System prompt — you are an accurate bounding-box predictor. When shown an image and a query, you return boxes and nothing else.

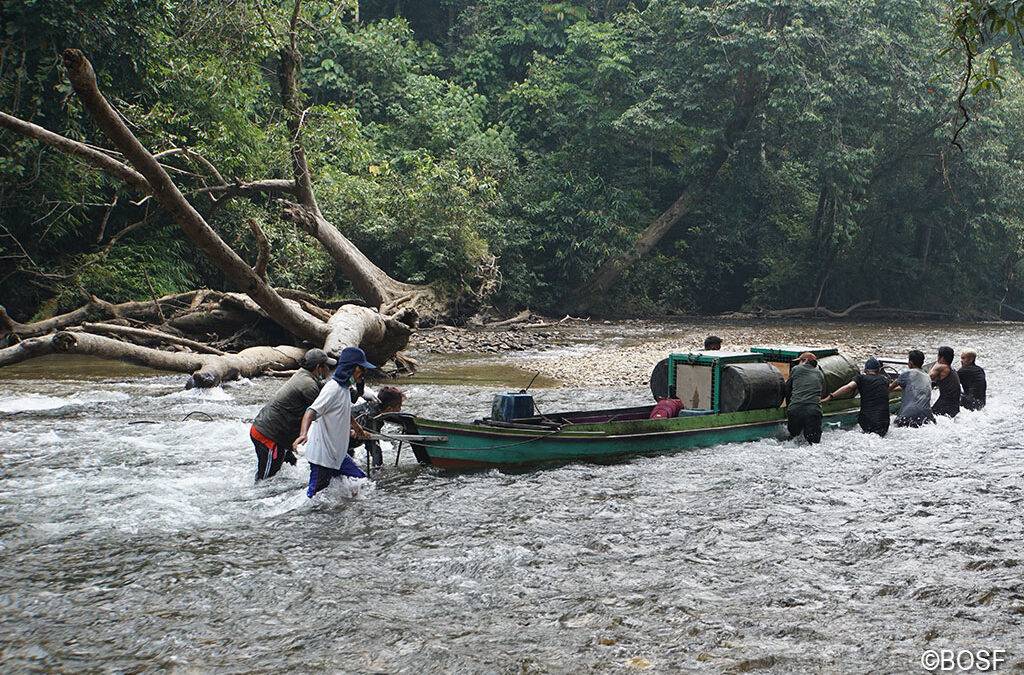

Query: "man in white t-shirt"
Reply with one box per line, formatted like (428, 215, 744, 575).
(294, 347, 375, 497)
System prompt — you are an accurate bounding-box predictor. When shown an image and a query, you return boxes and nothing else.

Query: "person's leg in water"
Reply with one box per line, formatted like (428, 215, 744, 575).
(368, 440, 383, 469)
(307, 463, 338, 497)
(307, 457, 366, 498)
(803, 411, 823, 444)
(787, 413, 805, 440)
(252, 428, 284, 482)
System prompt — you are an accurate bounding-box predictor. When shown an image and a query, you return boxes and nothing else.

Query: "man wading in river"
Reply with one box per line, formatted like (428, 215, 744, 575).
(823, 357, 891, 437)
(784, 352, 826, 444)
(294, 347, 374, 498)
(958, 349, 987, 411)
(250, 348, 335, 482)
(890, 350, 935, 427)
(930, 346, 961, 418)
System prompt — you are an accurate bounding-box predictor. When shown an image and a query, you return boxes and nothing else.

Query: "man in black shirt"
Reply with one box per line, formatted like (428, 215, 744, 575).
(823, 357, 891, 436)
(958, 349, 987, 411)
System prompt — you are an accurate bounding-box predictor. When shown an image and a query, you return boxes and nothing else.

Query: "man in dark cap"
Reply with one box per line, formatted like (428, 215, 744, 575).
(250, 348, 335, 482)
(294, 346, 375, 498)
(704, 335, 723, 351)
(822, 356, 891, 436)
(784, 352, 826, 443)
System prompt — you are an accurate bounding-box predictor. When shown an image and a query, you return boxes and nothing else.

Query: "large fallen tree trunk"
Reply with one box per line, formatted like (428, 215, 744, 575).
(0, 302, 414, 388)
(49, 330, 306, 388)
(0, 336, 56, 368)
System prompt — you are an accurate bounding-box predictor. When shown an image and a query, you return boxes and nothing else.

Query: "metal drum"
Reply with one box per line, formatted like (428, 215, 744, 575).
(719, 363, 785, 412)
(817, 354, 859, 397)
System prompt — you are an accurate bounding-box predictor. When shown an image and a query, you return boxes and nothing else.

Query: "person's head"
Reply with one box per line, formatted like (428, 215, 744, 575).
(937, 346, 954, 365)
(908, 349, 925, 369)
(704, 335, 722, 351)
(333, 347, 376, 385)
(864, 356, 881, 373)
(961, 349, 977, 367)
(798, 352, 818, 366)
(301, 348, 336, 379)
(377, 386, 405, 413)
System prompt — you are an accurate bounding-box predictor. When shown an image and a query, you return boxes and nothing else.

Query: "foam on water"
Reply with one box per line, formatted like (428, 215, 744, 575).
(0, 390, 130, 413)
(0, 322, 1022, 672)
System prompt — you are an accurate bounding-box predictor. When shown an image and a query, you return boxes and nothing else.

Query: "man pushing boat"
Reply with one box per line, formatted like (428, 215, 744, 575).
(250, 348, 335, 482)
(294, 347, 375, 498)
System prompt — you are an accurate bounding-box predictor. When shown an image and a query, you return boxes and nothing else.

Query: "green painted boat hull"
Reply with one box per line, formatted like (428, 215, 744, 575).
(411, 399, 900, 471)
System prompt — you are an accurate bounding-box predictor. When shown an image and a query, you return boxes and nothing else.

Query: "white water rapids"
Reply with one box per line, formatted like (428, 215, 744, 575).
(0, 321, 1021, 671)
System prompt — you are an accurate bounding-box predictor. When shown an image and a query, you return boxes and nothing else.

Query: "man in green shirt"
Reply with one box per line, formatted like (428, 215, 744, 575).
(783, 352, 826, 444)
(250, 348, 335, 481)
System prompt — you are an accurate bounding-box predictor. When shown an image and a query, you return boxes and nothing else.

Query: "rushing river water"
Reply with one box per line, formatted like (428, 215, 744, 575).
(0, 321, 1022, 673)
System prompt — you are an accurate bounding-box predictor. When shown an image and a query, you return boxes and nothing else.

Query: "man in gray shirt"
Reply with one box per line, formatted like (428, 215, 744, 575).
(250, 349, 335, 481)
(890, 349, 935, 427)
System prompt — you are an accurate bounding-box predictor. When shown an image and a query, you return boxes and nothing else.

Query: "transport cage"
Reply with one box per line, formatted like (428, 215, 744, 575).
(666, 351, 766, 413)
(750, 345, 839, 379)
(491, 393, 535, 421)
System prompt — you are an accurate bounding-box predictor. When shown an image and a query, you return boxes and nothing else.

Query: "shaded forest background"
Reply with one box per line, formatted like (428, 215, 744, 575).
(2, 0, 1023, 321)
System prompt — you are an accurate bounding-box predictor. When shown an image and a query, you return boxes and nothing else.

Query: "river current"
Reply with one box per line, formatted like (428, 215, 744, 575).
(0, 322, 1021, 672)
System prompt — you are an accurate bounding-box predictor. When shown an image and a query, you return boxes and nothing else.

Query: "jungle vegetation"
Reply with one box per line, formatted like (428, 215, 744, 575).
(2, 0, 1023, 321)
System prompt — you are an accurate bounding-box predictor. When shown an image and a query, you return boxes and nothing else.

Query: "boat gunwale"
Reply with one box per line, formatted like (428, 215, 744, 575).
(412, 401, 882, 445)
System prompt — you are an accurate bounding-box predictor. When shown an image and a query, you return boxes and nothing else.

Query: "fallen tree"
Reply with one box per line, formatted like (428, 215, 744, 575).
(0, 45, 422, 386)
(719, 300, 880, 319)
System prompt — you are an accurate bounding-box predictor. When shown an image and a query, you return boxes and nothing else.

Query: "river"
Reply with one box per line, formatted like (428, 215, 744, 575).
(0, 321, 1021, 672)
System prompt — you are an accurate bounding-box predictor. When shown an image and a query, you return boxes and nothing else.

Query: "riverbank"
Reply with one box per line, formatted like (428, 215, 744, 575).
(411, 319, 1007, 388)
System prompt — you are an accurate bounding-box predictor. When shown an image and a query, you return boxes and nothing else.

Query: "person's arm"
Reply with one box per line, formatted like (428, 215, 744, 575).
(783, 377, 792, 406)
(351, 417, 368, 439)
(823, 380, 857, 402)
(293, 409, 318, 449)
(929, 363, 947, 383)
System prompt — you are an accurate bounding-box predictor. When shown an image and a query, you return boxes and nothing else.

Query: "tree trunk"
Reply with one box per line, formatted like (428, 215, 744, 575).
(1, 292, 201, 341)
(1, 300, 414, 388)
(575, 82, 768, 309)
(276, 8, 440, 313)
(0, 336, 56, 368)
(79, 322, 227, 355)
(47, 330, 305, 388)
(62, 49, 327, 344)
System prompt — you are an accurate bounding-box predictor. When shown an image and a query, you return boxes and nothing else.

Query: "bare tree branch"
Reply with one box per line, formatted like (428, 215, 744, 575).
(0, 111, 150, 192)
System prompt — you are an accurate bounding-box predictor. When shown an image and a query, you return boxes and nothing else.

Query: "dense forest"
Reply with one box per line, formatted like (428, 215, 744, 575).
(2, 0, 1023, 323)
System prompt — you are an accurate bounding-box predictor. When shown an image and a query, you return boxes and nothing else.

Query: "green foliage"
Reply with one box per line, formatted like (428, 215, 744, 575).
(2, 0, 1023, 323)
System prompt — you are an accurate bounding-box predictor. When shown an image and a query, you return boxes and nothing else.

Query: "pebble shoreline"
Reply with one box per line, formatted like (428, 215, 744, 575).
(411, 320, 932, 388)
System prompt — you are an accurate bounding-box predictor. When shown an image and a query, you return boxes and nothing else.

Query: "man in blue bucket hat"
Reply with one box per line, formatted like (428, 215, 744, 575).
(294, 346, 376, 497)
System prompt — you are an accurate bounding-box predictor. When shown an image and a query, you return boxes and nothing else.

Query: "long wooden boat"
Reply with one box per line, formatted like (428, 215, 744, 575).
(395, 397, 900, 471)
